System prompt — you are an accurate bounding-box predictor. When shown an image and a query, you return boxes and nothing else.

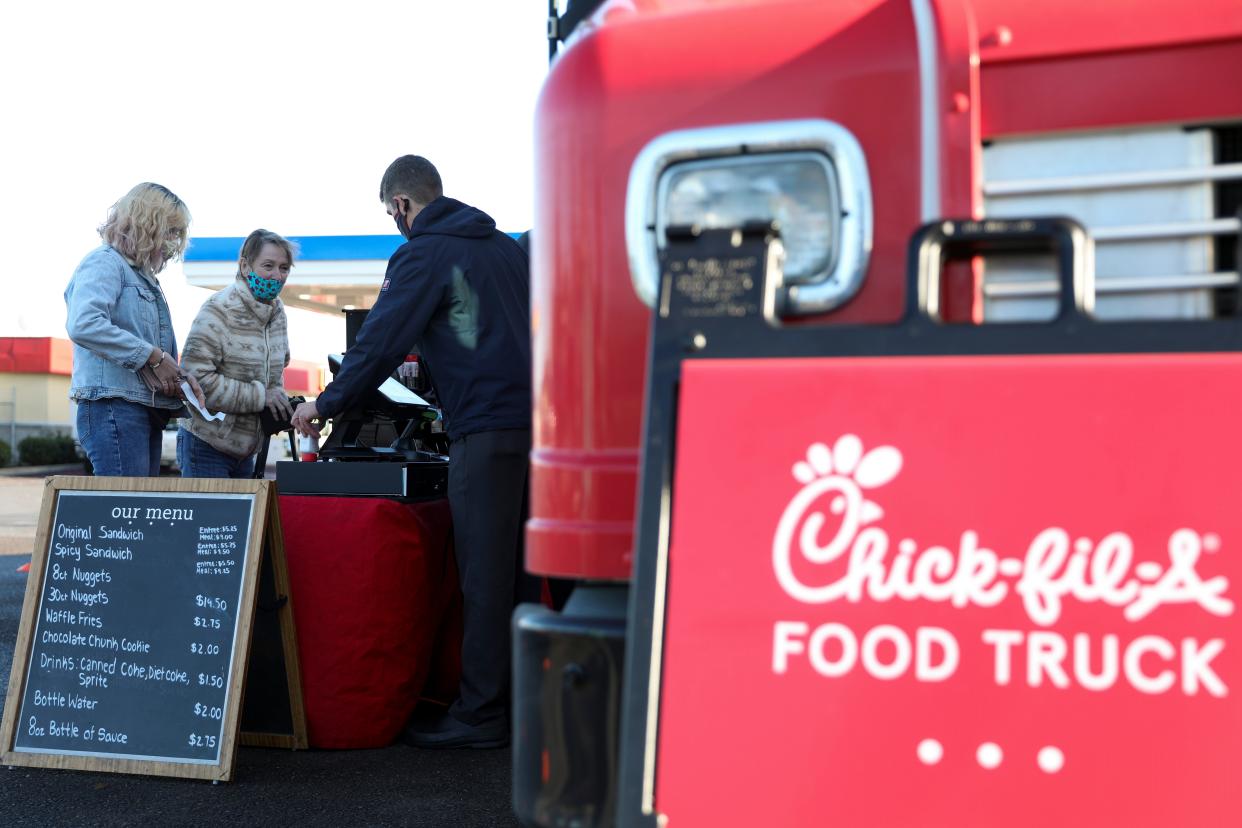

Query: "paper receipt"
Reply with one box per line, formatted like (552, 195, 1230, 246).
(181, 381, 225, 422)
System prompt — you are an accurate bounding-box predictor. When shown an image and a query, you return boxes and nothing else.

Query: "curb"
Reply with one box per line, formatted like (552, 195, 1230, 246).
(0, 463, 88, 478)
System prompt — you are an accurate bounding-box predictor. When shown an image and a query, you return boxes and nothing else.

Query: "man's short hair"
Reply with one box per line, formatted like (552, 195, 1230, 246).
(379, 155, 444, 206)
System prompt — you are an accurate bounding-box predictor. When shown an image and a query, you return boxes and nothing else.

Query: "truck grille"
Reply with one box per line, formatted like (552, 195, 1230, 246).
(1215, 125, 1242, 315)
(981, 124, 1242, 321)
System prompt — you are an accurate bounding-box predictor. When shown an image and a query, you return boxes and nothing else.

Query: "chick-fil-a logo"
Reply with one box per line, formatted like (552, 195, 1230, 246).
(773, 434, 1233, 625)
(770, 435, 1234, 697)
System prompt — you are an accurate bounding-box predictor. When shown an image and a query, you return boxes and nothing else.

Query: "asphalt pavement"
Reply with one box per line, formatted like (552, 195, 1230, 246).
(0, 473, 520, 828)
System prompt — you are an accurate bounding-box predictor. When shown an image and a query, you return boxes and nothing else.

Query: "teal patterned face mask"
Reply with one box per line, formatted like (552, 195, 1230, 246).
(246, 271, 284, 302)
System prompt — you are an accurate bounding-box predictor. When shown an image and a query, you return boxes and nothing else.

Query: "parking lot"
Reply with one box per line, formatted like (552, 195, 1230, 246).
(0, 473, 518, 827)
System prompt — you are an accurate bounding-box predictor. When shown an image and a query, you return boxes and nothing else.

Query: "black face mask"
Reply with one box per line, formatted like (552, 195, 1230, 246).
(392, 200, 412, 240)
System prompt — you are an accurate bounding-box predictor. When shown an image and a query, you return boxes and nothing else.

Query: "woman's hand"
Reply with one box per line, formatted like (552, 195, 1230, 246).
(265, 388, 294, 421)
(180, 372, 207, 409)
(148, 349, 181, 397)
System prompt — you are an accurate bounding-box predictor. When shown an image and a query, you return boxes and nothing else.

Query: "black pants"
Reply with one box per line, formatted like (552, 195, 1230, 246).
(446, 428, 537, 725)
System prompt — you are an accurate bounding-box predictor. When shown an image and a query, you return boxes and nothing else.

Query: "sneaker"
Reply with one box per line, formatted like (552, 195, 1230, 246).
(402, 711, 509, 749)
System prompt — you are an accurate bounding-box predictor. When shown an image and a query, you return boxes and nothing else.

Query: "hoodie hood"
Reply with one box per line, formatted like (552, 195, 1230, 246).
(409, 196, 497, 240)
(315, 193, 531, 440)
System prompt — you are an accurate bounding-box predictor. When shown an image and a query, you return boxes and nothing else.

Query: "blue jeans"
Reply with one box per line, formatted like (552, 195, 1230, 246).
(76, 398, 163, 477)
(177, 429, 255, 479)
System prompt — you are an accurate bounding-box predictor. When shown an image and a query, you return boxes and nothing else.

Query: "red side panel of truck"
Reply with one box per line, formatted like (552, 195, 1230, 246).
(529, 0, 925, 579)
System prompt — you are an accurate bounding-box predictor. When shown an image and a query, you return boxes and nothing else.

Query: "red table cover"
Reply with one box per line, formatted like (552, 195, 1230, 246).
(278, 495, 461, 749)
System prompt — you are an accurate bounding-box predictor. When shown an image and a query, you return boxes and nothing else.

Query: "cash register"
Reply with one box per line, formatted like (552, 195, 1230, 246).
(275, 314, 450, 499)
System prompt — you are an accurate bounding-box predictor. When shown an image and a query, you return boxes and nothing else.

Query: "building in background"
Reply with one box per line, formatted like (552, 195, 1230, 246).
(0, 337, 73, 454)
(0, 336, 324, 461)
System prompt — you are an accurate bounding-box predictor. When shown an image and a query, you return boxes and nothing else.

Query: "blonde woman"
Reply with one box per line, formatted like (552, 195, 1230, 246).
(178, 229, 294, 478)
(65, 182, 204, 477)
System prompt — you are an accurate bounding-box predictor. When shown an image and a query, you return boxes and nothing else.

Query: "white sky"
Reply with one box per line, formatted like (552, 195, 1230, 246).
(0, 1, 547, 363)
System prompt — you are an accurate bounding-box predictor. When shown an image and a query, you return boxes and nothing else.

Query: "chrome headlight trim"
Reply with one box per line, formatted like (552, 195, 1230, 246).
(625, 119, 873, 316)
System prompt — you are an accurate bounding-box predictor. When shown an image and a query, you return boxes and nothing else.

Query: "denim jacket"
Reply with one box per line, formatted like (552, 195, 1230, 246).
(65, 244, 183, 410)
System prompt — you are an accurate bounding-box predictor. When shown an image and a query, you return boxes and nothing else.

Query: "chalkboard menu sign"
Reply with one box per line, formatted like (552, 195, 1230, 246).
(1, 477, 305, 782)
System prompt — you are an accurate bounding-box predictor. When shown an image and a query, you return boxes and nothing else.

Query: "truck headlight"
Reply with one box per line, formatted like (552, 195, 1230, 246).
(659, 154, 838, 286)
(627, 119, 873, 316)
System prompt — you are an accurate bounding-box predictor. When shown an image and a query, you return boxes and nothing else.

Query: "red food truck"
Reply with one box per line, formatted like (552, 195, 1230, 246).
(512, 1, 1242, 825)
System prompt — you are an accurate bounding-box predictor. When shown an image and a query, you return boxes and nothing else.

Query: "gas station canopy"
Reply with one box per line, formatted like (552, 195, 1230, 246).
(183, 235, 403, 315)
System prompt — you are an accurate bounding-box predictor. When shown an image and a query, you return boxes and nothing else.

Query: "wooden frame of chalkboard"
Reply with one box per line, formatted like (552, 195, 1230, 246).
(237, 488, 308, 752)
(0, 476, 306, 782)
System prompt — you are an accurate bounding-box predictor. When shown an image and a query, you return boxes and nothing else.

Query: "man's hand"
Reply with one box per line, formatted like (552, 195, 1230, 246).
(265, 388, 294, 422)
(291, 400, 322, 439)
(179, 372, 207, 409)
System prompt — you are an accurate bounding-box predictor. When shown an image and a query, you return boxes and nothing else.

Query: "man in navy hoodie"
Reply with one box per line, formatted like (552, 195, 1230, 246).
(292, 155, 532, 748)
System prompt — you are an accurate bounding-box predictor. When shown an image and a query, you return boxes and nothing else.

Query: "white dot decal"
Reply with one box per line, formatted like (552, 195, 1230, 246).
(1037, 746, 1064, 774)
(976, 742, 1003, 769)
(917, 739, 943, 765)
